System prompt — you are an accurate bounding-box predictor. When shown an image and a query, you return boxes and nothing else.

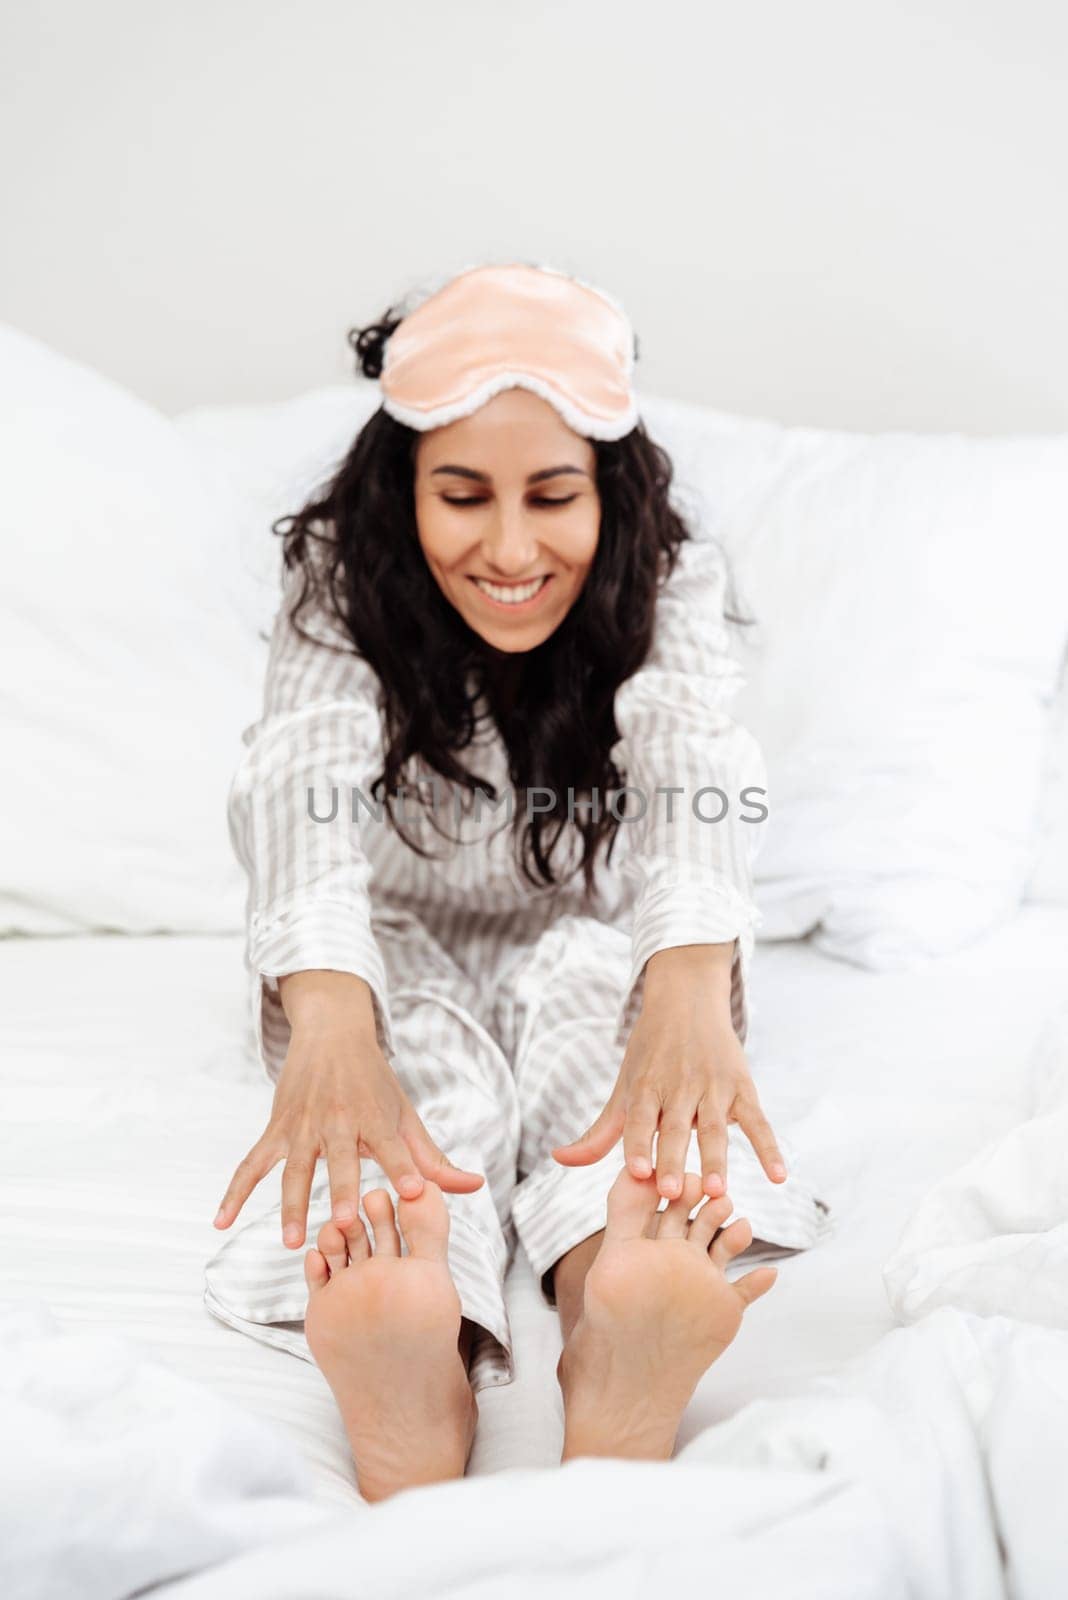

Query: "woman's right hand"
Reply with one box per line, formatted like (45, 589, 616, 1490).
(213, 970, 484, 1249)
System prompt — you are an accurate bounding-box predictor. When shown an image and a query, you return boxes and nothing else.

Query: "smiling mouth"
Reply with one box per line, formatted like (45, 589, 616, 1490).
(469, 575, 552, 608)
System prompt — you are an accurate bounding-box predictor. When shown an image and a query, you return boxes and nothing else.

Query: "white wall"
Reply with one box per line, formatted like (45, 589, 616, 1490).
(2, 0, 1066, 432)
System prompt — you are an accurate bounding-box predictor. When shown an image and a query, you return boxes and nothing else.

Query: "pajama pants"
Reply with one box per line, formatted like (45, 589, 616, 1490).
(204, 905, 831, 1395)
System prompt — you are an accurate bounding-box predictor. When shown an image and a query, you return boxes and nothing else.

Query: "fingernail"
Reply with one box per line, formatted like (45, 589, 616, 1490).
(705, 1173, 723, 1193)
(771, 1163, 787, 1181)
(333, 1203, 355, 1223)
(661, 1176, 682, 1198)
(283, 1223, 302, 1246)
(630, 1158, 652, 1178)
(398, 1175, 422, 1198)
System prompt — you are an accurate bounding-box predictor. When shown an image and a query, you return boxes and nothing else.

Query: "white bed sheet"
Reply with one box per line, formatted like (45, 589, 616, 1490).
(3, 909, 1067, 1509)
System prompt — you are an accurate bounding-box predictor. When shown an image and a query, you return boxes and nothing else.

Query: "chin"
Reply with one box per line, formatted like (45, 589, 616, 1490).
(472, 620, 554, 654)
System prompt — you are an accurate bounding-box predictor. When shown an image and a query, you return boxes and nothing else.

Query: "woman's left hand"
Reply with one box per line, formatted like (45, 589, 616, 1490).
(552, 942, 788, 1200)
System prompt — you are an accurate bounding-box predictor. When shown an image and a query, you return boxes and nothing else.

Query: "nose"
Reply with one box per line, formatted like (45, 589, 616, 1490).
(480, 504, 539, 577)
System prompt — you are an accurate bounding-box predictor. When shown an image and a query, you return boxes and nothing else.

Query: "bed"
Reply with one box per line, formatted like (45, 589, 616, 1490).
(3, 323, 1068, 1597)
(4, 904, 1066, 1488)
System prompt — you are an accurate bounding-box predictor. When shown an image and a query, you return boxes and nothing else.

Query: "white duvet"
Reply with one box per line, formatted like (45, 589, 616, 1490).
(6, 989, 1067, 1600)
(0, 1305, 324, 1600)
(161, 1311, 1067, 1600)
(3, 921, 1067, 1599)
(157, 998, 1068, 1600)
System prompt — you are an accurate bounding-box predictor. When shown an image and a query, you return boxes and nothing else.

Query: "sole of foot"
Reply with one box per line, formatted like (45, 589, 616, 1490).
(304, 1181, 478, 1502)
(558, 1168, 778, 1462)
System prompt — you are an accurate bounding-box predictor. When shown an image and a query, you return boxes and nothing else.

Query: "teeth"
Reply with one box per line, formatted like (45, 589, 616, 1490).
(474, 576, 546, 605)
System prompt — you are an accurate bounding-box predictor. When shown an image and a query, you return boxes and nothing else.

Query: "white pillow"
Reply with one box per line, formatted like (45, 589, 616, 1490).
(640, 396, 1068, 965)
(0, 326, 262, 933)
(175, 385, 1068, 969)
(176, 385, 381, 640)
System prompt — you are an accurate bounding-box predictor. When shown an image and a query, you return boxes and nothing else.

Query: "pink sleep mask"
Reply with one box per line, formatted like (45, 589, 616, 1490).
(378, 261, 639, 441)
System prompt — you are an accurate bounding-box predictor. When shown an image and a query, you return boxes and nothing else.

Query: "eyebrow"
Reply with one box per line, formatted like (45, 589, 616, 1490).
(429, 464, 590, 485)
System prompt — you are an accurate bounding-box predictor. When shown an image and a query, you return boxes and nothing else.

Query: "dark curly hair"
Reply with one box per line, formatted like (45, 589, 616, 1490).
(272, 295, 749, 908)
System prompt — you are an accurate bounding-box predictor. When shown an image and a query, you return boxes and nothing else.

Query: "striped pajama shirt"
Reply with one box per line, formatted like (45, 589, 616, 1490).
(204, 534, 832, 1392)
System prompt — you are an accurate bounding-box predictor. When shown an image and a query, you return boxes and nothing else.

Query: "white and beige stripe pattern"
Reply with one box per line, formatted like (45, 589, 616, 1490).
(206, 534, 832, 1392)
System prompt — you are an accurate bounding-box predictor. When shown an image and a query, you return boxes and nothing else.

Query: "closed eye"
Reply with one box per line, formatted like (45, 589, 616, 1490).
(442, 495, 579, 508)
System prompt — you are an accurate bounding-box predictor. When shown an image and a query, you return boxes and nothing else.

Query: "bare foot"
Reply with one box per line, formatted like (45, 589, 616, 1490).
(559, 1169, 777, 1462)
(303, 1182, 477, 1502)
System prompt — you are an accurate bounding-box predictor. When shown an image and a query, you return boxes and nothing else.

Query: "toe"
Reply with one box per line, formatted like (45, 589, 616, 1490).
(317, 1220, 350, 1277)
(734, 1265, 778, 1307)
(655, 1172, 704, 1238)
(604, 1166, 661, 1243)
(397, 1180, 450, 1262)
(304, 1247, 329, 1294)
(363, 1188, 402, 1257)
(711, 1216, 754, 1267)
(689, 1192, 734, 1250)
(341, 1212, 371, 1263)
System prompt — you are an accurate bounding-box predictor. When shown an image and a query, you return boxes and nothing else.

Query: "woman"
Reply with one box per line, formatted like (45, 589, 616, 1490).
(206, 260, 828, 1502)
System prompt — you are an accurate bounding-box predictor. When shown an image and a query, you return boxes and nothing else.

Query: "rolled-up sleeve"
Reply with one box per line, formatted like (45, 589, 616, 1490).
(611, 537, 768, 1045)
(228, 556, 395, 1081)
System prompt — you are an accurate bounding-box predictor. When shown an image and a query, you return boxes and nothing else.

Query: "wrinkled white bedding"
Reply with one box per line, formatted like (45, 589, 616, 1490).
(163, 1310, 1068, 1600)
(0, 1304, 325, 1600)
(2, 913, 1068, 1596)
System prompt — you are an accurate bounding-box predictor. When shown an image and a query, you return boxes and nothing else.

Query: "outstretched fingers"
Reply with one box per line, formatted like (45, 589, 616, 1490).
(401, 1112, 485, 1194)
(696, 1104, 728, 1198)
(734, 1092, 788, 1184)
(281, 1145, 319, 1248)
(619, 1092, 659, 1180)
(372, 1130, 426, 1202)
(214, 1140, 283, 1230)
(325, 1136, 361, 1225)
(653, 1102, 695, 1200)
(553, 1093, 628, 1169)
